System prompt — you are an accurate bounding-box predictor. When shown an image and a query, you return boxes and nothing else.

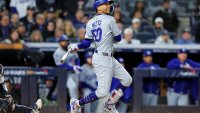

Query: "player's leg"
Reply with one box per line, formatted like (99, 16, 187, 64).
(82, 88, 92, 113)
(149, 93, 158, 106)
(177, 94, 189, 106)
(143, 93, 151, 106)
(70, 54, 113, 112)
(103, 58, 132, 112)
(167, 90, 178, 106)
(67, 74, 79, 99)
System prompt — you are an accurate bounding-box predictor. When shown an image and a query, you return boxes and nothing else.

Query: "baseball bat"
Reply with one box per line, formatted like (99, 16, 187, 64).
(60, 48, 72, 64)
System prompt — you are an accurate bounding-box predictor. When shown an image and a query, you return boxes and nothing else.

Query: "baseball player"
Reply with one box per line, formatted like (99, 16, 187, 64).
(80, 51, 98, 113)
(0, 64, 42, 113)
(137, 50, 160, 106)
(167, 48, 200, 106)
(53, 35, 82, 99)
(110, 58, 133, 113)
(68, 0, 133, 113)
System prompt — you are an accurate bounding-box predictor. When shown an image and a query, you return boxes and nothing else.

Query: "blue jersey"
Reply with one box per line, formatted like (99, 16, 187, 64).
(137, 62, 160, 94)
(167, 58, 200, 94)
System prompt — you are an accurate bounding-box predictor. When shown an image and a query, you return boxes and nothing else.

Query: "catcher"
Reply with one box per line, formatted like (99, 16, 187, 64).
(0, 64, 42, 113)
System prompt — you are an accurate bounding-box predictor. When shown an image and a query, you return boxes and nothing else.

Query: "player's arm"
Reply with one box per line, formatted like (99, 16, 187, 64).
(167, 59, 181, 69)
(111, 17, 122, 42)
(77, 39, 92, 49)
(70, 24, 93, 51)
(189, 60, 200, 68)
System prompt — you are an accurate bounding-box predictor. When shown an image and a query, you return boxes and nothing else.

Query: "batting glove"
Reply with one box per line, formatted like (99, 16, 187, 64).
(73, 65, 83, 74)
(68, 44, 79, 53)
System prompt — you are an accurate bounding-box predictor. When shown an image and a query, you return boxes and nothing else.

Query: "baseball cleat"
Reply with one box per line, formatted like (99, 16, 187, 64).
(103, 99, 119, 113)
(70, 98, 81, 113)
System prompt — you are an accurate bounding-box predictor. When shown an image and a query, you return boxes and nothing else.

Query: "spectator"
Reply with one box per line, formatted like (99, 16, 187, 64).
(0, 14, 11, 41)
(64, 20, 76, 38)
(17, 22, 26, 39)
(55, 18, 64, 30)
(2, 29, 24, 44)
(46, 28, 64, 42)
(10, 0, 36, 18)
(193, 0, 200, 14)
(117, 23, 124, 31)
(60, 0, 78, 18)
(130, 18, 143, 35)
(153, 0, 179, 32)
(72, 9, 85, 29)
(28, 30, 43, 42)
(130, 0, 148, 19)
(154, 30, 174, 45)
(0, 5, 9, 16)
(167, 48, 200, 106)
(137, 50, 160, 106)
(20, 6, 35, 36)
(81, 14, 90, 24)
(43, 21, 55, 40)
(10, 13, 19, 28)
(176, 28, 195, 44)
(31, 13, 46, 33)
(36, 0, 59, 12)
(46, 7, 56, 22)
(151, 17, 165, 37)
(77, 27, 86, 42)
(114, 11, 122, 24)
(119, 28, 141, 45)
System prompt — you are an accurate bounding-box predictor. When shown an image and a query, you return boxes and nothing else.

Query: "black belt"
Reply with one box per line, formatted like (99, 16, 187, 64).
(95, 50, 114, 57)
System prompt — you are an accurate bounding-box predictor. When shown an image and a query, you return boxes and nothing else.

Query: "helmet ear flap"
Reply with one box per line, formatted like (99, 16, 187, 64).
(109, 4, 115, 15)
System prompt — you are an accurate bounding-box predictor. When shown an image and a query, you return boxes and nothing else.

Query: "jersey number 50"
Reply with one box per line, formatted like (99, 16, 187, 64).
(91, 28, 102, 42)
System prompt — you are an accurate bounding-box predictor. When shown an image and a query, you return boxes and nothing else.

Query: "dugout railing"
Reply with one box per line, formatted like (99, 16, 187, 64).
(3, 66, 200, 113)
(133, 68, 200, 113)
(4, 66, 67, 113)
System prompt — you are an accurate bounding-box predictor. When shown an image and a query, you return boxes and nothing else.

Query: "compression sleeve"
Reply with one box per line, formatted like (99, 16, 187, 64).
(77, 39, 92, 49)
(114, 34, 121, 42)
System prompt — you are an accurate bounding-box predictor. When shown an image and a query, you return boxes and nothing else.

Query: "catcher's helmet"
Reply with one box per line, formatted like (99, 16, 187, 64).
(93, 0, 113, 10)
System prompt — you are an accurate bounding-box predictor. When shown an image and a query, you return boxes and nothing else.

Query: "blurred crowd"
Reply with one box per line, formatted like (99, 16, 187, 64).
(0, 0, 200, 44)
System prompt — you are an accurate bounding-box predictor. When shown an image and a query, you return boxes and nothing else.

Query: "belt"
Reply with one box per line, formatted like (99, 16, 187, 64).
(95, 50, 114, 57)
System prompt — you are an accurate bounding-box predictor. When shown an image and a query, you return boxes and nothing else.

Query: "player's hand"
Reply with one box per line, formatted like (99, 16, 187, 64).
(73, 65, 82, 74)
(68, 44, 79, 53)
(180, 64, 192, 70)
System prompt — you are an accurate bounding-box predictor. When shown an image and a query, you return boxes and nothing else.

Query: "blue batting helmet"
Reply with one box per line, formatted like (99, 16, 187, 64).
(85, 51, 93, 59)
(93, 0, 114, 10)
